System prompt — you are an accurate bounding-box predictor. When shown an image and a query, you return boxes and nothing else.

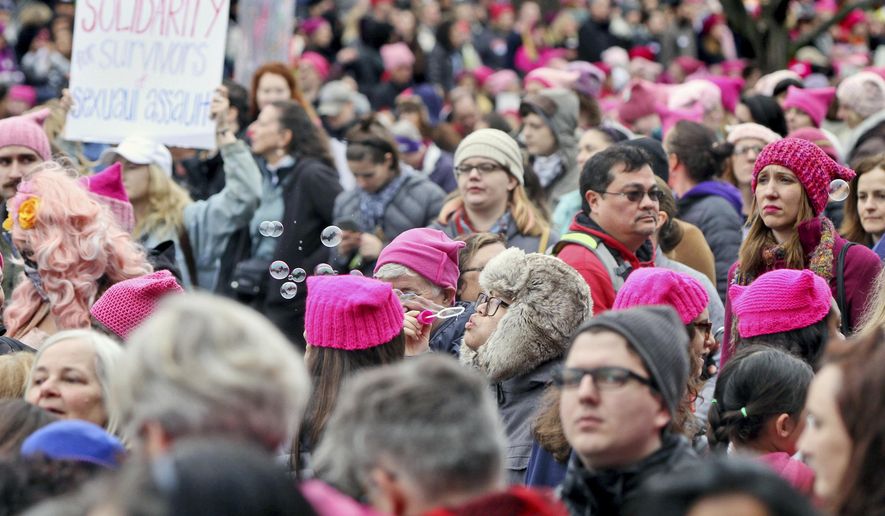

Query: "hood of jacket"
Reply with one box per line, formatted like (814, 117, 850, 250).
(843, 107, 885, 159)
(459, 248, 592, 382)
(681, 180, 743, 215)
(525, 88, 580, 191)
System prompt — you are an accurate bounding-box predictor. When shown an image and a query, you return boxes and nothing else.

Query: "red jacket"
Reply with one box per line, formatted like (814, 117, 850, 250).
(556, 216, 655, 313)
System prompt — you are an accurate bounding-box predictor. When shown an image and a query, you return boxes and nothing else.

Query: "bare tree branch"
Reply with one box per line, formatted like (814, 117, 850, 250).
(790, 0, 884, 52)
(720, 0, 758, 41)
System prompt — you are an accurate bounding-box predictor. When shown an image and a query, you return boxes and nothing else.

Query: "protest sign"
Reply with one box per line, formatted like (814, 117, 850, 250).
(65, 0, 230, 150)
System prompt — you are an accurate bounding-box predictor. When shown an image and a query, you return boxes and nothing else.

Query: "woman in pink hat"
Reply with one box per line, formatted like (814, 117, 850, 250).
(722, 123, 782, 220)
(722, 138, 882, 366)
(782, 85, 835, 134)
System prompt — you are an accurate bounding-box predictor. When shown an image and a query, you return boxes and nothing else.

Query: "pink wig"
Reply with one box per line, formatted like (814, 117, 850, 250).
(3, 164, 152, 337)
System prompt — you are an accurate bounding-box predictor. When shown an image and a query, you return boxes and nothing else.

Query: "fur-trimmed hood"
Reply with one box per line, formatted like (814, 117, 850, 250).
(460, 248, 593, 382)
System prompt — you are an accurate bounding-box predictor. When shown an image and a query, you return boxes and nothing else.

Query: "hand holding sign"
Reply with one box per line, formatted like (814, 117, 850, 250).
(211, 86, 235, 146)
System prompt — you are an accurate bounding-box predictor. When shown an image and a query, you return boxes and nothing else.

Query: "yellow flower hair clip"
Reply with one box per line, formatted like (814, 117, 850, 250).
(3, 197, 40, 231)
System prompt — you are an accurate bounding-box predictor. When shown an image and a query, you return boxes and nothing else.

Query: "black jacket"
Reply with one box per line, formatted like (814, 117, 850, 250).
(559, 433, 698, 516)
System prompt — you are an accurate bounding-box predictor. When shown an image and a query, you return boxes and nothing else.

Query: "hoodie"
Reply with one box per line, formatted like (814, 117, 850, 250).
(524, 89, 581, 208)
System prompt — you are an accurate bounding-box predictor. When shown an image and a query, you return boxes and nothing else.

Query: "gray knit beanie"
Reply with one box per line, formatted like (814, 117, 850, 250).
(454, 128, 525, 185)
(574, 306, 689, 417)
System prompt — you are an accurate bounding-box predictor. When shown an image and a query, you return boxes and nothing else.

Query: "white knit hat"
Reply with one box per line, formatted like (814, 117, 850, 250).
(454, 128, 525, 185)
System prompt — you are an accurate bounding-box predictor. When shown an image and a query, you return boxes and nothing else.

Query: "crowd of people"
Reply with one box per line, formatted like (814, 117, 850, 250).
(1, 0, 885, 514)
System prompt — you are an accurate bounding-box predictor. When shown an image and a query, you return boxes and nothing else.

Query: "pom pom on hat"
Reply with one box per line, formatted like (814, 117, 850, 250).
(782, 86, 836, 127)
(752, 137, 855, 215)
(0, 108, 51, 161)
(78, 163, 135, 233)
(375, 228, 465, 290)
(90, 270, 185, 339)
(730, 269, 832, 338)
(305, 275, 404, 350)
(454, 128, 524, 185)
(613, 268, 709, 324)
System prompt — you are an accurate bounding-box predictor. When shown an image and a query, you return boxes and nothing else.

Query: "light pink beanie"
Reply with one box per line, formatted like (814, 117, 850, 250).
(0, 108, 51, 161)
(836, 71, 885, 119)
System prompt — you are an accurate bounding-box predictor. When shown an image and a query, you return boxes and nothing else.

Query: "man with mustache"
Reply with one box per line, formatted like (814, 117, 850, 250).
(0, 109, 52, 299)
(554, 145, 660, 312)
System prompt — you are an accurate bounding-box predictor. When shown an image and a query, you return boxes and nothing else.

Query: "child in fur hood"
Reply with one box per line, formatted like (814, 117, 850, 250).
(461, 247, 592, 484)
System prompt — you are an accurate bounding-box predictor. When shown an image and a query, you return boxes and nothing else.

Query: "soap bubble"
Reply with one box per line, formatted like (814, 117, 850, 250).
(828, 179, 849, 202)
(258, 221, 273, 237)
(320, 226, 343, 247)
(349, 270, 364, 276)
(436, 306, 466, 319)
(269, 260, 289, 280)
(291, 268, 307, 282)
(280, 282, 298, 299)
(314, 263, 335, 276)
(269, 221, 284, 237)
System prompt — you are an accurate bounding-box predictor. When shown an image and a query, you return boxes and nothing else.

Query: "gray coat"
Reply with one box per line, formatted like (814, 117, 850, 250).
(434, 213, 560, 254)
(333, 170, 445, 243)
(678, 195, 743, 303)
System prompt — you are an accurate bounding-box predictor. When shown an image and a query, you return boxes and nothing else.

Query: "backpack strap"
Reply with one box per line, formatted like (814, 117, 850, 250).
(178, 228, 198, 288)
(537, 226, 550, 254)
(551, 232, 627, 291)
(837, 242, 855, 335)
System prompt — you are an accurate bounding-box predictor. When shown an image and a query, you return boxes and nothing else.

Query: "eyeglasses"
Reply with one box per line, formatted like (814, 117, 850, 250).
(692, 320, 713, 339)
(553, 366, 655, 390)
(734, 144, 764, 156)
(455, 163, 506, 176)
(462, 267, 484, 274)
(476, 292, 510, 317)
(595, 188, 664, 204)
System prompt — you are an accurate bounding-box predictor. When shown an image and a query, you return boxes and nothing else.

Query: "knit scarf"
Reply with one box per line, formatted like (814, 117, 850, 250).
(357, 173, 408, 233)
(451, 207, 512, 237)
(532, 153, 563, 188)
(732, 216, 837, 286)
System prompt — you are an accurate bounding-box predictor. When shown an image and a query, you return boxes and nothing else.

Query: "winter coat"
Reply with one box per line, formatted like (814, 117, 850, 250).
(665, 219, 717, 287)
(526, 441, 568, 488)
(721, 216, 882, 365)
(577, 19, 624, 63)
(428, 300, 474, 356)
(434, 211, 559, 254)
(559, 434, 699, 516)
(333, 170, 446, 244)
(423, 145, 457, 193)
(843, 108, 885, 166)
(555, 213, 655, 313)
(426, 45, 456, 91)
(528, 89, 581, 208)
(677, 181, 744, 304)
(460, 249, 593, 484)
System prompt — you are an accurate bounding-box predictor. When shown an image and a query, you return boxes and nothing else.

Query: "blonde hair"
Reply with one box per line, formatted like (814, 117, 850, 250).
(133, 165, 192, 241)
(856, 266, 885, 337)
(437, 185, 548, 237)
(0, 352, 35, 399)
(737, 191, 816, 280)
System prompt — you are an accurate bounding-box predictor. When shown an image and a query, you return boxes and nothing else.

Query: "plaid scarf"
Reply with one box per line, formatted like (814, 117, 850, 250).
(357, 173, 408, 233)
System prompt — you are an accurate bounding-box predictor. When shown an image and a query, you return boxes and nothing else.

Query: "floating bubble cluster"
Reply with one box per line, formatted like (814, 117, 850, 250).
(320, 225, 343, 247)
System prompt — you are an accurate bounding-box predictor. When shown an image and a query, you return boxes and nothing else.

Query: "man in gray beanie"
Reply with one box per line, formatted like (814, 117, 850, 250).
(557, 305, 698, 515)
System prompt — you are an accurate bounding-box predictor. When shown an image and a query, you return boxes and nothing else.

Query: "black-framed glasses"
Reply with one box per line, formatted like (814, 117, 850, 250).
(734, 144, 764, 156)
(595, 188, 664, 204)
(455, 163, 506, 176)
(476, 292, 510, 317)
(553, 366, 655, 390)
(692, 320, 713, 339)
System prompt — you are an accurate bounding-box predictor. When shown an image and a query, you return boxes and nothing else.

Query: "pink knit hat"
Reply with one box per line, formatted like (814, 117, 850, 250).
(304, 275, 404, 350)
(619, 81, 659, 125)
(787, 127, 841, 162)
(374, 228, 465, 290)
(0, 108, 51, 161)
(300, 51, 330, 81)
(752, 137, 855, 215)
(782, 86, 836, 127)
(729, 269, 832, 338)
(708, 75, 745, 113)
(484, 70, 520, 96)
(90, 270, 185, 339)
(525, 67, 580, 90)
(612, 268, 709, 324)
(380, 43, 415, 70)
(78, 163, 136, 233)
(727, 123, 782, 145)
(836, 71, 885, 119)
(657, 103, 704, 137)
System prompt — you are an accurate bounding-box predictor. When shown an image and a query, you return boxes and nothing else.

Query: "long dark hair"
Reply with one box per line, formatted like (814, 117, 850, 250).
(271, 100, 334, 168)
(293, 334, 405, 469)
(742, 95, 788, 137)
(667, 121, 732, 184)
(824, 329, 885, 516)
(344, 115, 401, 170)
(707, 345, 813, 452)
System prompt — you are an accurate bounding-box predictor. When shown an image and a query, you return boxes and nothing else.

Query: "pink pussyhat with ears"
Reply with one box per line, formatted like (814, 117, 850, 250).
(78, 163, 136, 233)
(782, 86, 836, 127)
(90, 270, 185, 339)
(0, 108, 51, 160)
(729, 269, 832, 338)
(613, 268, 709, 324)
(708, 76, 746, 113)
(657, 103, 705, 137)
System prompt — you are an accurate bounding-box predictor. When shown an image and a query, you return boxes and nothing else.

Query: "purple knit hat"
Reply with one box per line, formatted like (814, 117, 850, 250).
(0, 108, 51, 160)
(729, 269, 832, 338)
(90, 270, 185, 339)
(612, 268, 709, 324)
(752, 137, 856, 215)
(374, 228, 465, 290)
(305, 275, 404, 350)
(782, 86, 836, 127)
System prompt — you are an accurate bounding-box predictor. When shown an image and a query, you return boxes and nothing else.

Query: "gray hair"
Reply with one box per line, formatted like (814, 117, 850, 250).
(313, 355, 505, 502)
(27, 329, 123, 435)
(111, 293, 311, 452)
(374, 263, 444, 298)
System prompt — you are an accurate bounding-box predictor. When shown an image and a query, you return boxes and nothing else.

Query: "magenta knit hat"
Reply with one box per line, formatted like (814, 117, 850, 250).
(90, 270, 185, 339)
(782, 86, 836, 127)
(612, 268, 709, 324)
(374, 228, 465, 290)
(78, 163, 136, 233)
(708, 75, 745, 113)
(0, 108, 51, 161)
(305, 275, 404, 350)
(752, 137, 856, 215)
(729, 269, 832, 338)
